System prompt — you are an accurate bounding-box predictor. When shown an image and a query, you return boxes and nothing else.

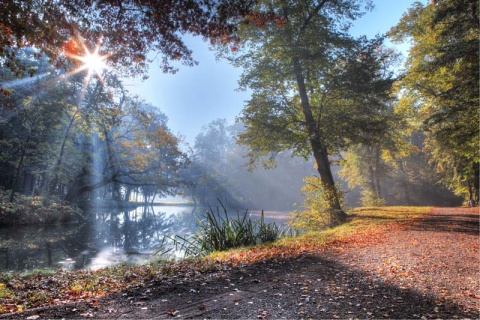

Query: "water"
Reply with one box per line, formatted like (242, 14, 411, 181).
(0, 205, 290, 273)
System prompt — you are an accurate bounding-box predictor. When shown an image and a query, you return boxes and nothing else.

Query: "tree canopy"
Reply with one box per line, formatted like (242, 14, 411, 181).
(389, 0, 479, 203)
(227, 0, 395, 222)
(0, 48, 186, 204)
(0, 0, 256, 77)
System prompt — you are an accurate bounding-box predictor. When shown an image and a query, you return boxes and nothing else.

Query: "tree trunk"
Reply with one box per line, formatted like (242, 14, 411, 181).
(144, 192, 148, 205)
(112, 182, 121, 200)
(292, 57, 346, 222)
(398, 161, 411, 205)
(150, 188, 157, 205)
(374, 145, 382, 198)
(125, 186, 132, 202)
(368, 162, 376, 196)
(50, 110, 78, 194)
(64, 172, 116, 203)
(22, 172, 36, 196)
(10, 140, 28, 202)
(472, 162, 479, 205)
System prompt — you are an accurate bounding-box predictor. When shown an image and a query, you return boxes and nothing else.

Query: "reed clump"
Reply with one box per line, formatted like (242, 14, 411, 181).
(174, 202, 295, 256)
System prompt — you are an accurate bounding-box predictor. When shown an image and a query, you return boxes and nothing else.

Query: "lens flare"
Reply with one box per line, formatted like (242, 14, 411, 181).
(63, 36, 110, 85)
(81, 47, 107, 75)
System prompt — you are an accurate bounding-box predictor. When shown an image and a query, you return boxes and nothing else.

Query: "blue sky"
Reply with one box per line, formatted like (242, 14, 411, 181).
(126, 1, 426, 146)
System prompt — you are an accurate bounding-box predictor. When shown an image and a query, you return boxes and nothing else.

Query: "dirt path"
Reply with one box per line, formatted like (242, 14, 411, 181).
(4, 207, 479, 319)
(335, 207, 479, 313)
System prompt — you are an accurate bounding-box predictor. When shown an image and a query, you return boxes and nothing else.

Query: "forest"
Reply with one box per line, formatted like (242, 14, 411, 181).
(0, 0, 478, 318)
(1, 0, 478, 225)
(0, 0, 478, 221)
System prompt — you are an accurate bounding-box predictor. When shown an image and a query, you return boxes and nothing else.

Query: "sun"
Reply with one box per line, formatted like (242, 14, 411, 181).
(81, 47, 107, 75)
(63, 37, 111, 84)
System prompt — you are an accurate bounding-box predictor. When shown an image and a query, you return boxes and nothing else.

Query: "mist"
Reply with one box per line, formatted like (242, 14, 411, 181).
(179, 119, 462, 212)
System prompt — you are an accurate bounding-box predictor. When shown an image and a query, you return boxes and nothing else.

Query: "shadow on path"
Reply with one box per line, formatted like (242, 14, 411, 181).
(2, 207, 478, 319)
(4, 254, 477, 319)
(409, 208, 479, 235)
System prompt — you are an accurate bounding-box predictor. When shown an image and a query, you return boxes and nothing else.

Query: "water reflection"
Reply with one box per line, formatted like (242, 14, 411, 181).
(0, 205, 289, 273)
(0, 205, 197, 272)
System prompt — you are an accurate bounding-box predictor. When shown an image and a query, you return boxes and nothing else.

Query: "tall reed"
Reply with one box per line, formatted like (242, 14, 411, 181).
(174, 201, 295, 257)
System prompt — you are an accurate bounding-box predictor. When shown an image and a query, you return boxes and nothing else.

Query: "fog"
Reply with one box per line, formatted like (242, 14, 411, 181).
(179, 119, 461, 212)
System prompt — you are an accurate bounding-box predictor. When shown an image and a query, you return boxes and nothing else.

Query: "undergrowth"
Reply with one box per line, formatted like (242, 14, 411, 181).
(290, 176, 346, 231)
(0, 190, 84, 226)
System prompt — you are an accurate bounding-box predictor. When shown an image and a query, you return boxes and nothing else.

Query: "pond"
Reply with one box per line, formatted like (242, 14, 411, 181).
(0, 205, 291, 273)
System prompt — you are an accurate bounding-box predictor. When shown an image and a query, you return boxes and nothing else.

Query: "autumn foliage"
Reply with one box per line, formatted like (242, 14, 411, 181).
(0, 0, 259, 76)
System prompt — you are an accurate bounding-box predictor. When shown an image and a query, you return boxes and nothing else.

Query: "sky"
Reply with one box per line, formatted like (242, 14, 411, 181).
(125, 0, 427, 146)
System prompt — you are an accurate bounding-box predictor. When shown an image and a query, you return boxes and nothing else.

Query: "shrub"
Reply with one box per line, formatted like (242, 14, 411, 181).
(0, 190, 84, 226)
(360, 190, 387, 207)
(290, 176, 346, 231)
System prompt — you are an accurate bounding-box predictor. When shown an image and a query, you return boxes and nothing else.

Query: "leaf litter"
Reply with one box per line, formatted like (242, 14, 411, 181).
(0, 207, 478, 319)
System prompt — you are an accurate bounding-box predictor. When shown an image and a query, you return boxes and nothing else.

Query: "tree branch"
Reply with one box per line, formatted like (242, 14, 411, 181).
(300, 0, 329, 33)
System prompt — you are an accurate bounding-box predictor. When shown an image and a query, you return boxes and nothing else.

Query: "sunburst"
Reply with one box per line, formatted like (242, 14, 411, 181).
(63, 36, 111, 86)
(80, 46, 108, 76)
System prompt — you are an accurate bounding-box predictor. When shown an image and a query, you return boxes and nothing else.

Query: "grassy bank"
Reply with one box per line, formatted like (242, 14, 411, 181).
(0, 206, 431, 314)
(208, 206, 431, 264)
(0, 193, 152, 226)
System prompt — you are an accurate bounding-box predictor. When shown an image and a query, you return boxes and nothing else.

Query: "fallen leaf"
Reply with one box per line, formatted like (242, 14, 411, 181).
(80, 313, 94, 318)
(166, 309, 179, 316)
(257, 309, 269, 319)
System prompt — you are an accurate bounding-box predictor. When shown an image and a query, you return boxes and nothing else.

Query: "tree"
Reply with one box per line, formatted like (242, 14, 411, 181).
(0, 0, 257, 78)
(0, 49, 71, 200)
(63, 89, 186, 203)
(340, 144, 388, 206)
(389, 0, 479, 204)
(340, 130, 462, 207)
(227, 0, 394, 222)
(182, 119, 235, 205)
(0, 48, 186, 204)
(179, 119, 320, 210)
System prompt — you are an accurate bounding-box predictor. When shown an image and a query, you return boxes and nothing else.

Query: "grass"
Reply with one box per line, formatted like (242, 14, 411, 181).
(208, 206, 431, 264)
(173, 202, 297, 257)
(0, 206, 431, 314)
(287, 206, 429, 244)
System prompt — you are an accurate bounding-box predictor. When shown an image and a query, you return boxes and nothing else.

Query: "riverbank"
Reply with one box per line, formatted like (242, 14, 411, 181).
(0, 194, 83, 227)
(0, 194, 178, 227)
(2, 206, 478, 318)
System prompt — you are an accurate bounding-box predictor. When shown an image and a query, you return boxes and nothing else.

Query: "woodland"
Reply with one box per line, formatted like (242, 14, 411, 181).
(0, 0, 478, 317)
(0, 0, 478, 224)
